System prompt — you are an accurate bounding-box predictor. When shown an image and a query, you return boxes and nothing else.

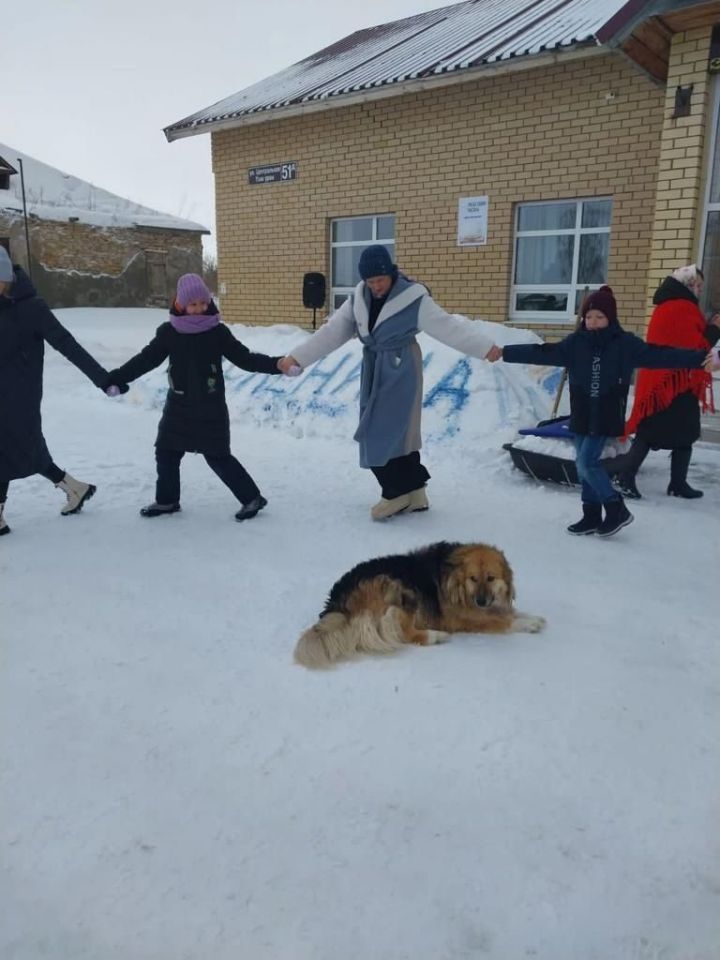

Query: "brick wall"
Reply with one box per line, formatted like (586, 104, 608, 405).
(212, 52, 665, 336)
(646, 26, 713, 308)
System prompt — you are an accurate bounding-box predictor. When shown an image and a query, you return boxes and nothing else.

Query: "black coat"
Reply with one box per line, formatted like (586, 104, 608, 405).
(109, 316, 282, 456)
(0, 267, 109, 482)
(634, 278, 720, 448)
(503, 323, 707, 437)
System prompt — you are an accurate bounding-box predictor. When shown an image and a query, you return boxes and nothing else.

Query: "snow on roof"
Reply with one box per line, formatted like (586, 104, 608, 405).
(165, 0, 637, 140)
(0, 143, 208, 233)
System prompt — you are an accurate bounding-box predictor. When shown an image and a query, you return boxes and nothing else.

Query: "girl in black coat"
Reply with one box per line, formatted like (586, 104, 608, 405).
(500, 286, 711, 538)
(0, 252, 112, 536)
(106, 274, 285, 521)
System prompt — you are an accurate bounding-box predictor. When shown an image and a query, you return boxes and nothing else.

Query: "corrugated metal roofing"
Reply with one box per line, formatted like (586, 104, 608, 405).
(165, 0, 637, 139)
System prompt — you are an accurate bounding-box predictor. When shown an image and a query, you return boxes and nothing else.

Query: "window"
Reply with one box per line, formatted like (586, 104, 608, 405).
(510, 198, 612, 323)
(0, 173, 9, 190)
(330, 215, 395, 309)
(700, 77, 720, 313)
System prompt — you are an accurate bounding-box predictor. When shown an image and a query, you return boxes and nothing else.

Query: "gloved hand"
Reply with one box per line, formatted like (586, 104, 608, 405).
(104, 382, 129, 396)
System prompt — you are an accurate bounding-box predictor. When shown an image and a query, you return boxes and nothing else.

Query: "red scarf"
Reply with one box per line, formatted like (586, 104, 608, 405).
(625, 298, 714, 436)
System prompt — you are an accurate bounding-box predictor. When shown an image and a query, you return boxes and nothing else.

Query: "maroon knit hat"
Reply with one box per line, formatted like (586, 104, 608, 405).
(176, 273, 211, 309)
(581, 285, 617, 324)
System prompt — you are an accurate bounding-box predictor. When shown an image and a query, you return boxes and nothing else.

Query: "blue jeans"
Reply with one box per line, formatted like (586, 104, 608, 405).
(574, 435, 619, 505)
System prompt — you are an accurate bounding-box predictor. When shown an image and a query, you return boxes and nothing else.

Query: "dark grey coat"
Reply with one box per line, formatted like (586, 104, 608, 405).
(0, 267, 109, 482)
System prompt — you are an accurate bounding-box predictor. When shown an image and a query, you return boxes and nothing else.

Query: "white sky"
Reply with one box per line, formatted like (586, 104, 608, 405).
(2, 0, 456, 256)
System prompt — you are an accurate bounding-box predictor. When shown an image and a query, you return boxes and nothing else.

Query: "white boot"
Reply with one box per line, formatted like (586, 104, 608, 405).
(407, 487, 429, 512)
(0, 502, 10, 536)
(56, 473, 96, 515)
(371, 493, 410, 521)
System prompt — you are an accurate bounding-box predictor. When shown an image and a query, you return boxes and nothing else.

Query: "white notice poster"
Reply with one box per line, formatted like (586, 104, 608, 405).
(457, 196, 489, 246)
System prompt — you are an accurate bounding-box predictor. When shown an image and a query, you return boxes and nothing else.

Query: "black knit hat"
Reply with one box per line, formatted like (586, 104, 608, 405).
(581, 285, 617, 324)
(358, 245, 397, 281)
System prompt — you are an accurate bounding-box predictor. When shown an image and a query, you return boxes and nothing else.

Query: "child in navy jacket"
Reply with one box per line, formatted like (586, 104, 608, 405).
(501, 286, 712, 537)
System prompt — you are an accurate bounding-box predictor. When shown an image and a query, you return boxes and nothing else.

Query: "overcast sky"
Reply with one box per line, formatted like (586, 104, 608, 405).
(3, 0, 454, 255)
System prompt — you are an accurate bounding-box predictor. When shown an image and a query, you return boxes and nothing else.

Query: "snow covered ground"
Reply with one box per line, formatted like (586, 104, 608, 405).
(1, 309, 719, 960)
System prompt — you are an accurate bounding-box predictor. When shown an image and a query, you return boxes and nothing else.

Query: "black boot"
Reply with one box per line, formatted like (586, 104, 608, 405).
(667, 447, 703, 499)
(613, 473, 642, 499)
(597, 497, 634, 538)
(235, 495, 267, 522)
(140, 502, 181, 517)
(567, 502, 602, 535)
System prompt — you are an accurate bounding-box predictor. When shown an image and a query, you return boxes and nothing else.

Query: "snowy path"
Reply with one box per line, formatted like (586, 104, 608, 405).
(1, 311, 718, 960)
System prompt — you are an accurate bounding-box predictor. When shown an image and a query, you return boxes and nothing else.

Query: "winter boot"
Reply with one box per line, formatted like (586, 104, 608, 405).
(0, 502, 10, 537)
(667, 448, 703, 499)
(597, 498, 634, 538)
(140, 502, 181, 518)
(235, 495, 267, 522)
(56, 474, 96, 515)
(407, 487, 429, 512)
(613, 473, 642, 500)
(566, 502, 602, 536)
(371, 493, 411, 521)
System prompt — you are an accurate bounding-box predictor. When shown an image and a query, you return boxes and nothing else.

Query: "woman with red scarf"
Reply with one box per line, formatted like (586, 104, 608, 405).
(616, 265, 718, 499)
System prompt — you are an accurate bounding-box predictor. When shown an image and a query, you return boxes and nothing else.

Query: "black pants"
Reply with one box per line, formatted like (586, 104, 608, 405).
(370, 452, 430, 499)
(622, 438, 693, 485)
(0, 460, 65, 503)
(155, 448, 261, 506)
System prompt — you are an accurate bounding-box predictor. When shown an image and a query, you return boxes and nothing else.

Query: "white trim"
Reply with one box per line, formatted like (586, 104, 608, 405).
(699, 74, 720, 269)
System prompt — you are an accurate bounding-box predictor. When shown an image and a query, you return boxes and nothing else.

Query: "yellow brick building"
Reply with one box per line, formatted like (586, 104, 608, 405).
(166, 0, 720, 339)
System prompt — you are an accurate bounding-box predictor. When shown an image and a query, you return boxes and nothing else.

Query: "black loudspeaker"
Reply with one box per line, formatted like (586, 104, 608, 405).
(302, 272, 326, 309)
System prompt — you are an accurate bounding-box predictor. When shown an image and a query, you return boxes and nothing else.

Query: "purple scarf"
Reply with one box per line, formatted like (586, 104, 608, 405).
(170, 312, 221, 334)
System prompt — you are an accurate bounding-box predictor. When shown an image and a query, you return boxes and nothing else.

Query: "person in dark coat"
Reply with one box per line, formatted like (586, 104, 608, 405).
(105, 273, 286, 521)
(0, 248, 115, 537)
(615, 265, 719, 500)
(499, 286, 712, 538)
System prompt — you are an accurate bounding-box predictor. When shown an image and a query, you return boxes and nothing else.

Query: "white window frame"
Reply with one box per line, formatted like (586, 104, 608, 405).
(509, 197, 612, 324)
(698, 74, 720, 310)
(329, 214, 395, 309)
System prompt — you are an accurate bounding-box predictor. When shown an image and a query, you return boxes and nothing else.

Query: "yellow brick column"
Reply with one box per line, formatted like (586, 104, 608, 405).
(646, 26, 713, 313)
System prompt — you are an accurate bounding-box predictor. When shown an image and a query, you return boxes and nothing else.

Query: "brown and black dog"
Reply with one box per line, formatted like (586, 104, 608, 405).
(294, 541, 545, 668)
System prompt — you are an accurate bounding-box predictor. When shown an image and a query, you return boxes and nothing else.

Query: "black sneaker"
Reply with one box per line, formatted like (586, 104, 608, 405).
(235, 496, 267, 522)
(567, 504, 602, 535)
(140, 502, 181, 517)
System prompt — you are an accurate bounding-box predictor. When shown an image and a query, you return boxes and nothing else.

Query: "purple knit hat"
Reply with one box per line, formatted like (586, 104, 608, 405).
(176, 273, 211, 309)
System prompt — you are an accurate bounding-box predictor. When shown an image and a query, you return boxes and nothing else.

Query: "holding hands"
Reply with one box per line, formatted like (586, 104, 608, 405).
(485, 344, 503, 363)
(278, 356, 302, 376)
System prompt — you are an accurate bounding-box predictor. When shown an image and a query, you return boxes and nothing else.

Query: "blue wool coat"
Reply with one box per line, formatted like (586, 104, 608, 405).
(0, 267, 108, 481)
(291, 277, 494, 467)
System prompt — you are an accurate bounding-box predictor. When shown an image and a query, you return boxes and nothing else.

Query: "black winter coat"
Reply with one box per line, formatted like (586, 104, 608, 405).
(503, 323, 707, 437)
(109, 316, 282, 456)
(0, 267, 109, 481)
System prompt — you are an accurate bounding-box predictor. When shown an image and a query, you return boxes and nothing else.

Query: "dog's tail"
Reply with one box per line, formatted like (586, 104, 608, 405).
(294, 609, 405, 668)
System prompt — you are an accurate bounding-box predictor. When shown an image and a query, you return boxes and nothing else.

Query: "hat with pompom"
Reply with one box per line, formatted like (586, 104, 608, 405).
(581, 285, 617, 325)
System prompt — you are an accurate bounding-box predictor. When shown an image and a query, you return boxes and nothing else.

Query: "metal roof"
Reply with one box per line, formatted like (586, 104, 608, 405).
(165, 0, 643, 140)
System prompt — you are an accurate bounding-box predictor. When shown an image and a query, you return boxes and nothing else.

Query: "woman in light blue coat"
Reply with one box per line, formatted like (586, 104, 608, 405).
(280, 246, 499, 519)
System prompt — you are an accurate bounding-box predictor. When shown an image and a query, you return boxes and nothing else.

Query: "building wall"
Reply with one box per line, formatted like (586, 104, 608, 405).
(0, 212, 203, 307)
(212, 53, 665, 336)
(646, 25, 713, 307)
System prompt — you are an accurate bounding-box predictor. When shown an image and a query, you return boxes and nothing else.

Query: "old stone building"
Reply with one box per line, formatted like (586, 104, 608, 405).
(164, 0, 720, 343)
(0, 143, 208, 308)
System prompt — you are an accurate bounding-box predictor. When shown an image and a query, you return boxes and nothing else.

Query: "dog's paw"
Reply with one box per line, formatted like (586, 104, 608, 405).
(513, 614, 546, 633)
(426, 629, 451, 645)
